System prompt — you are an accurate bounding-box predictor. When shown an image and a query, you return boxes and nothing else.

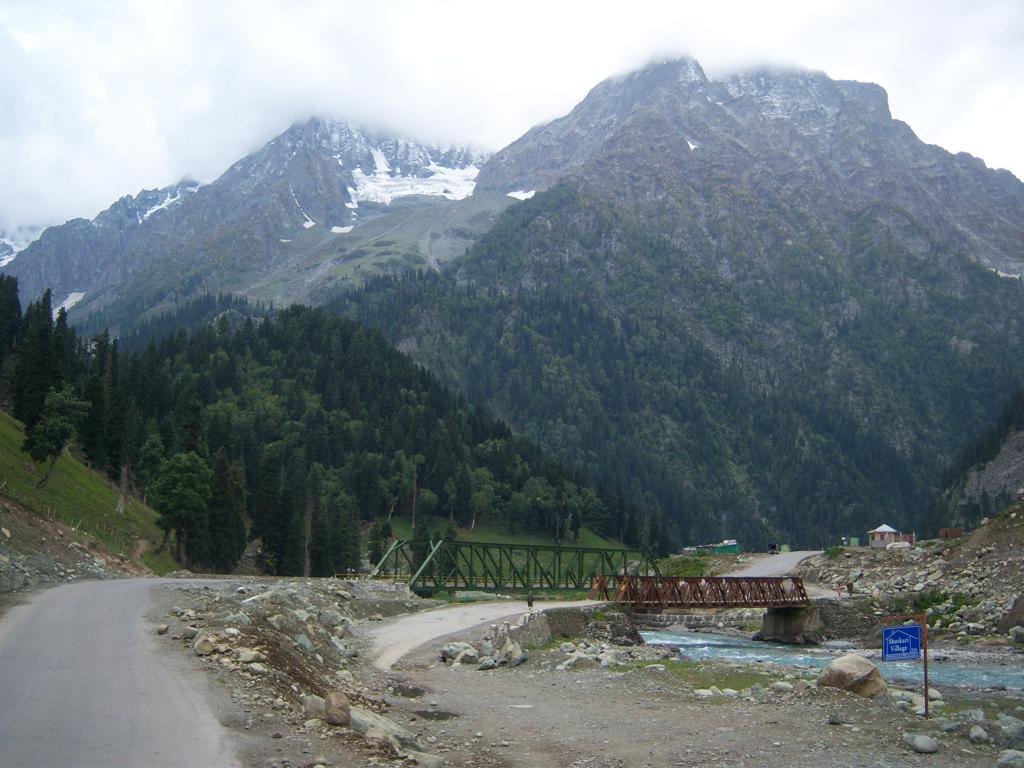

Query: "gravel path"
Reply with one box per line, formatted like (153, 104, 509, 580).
(365, 599, 600, 670)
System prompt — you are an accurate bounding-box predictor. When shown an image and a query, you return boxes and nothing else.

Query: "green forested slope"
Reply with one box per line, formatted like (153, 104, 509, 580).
(3, 284, 644, 574)
(333, 182, 1024, 548)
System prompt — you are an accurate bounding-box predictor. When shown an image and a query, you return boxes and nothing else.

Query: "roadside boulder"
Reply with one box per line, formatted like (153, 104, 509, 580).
(324, 691, 350, 726)
(477, 657, 498, 671)
(498, 638, 527, 667)
(350, 706, 422, 751)
(193, 634, 215, 656)
(302, 694, 327, 720)
(440, 641, 473, 662)
(998, 750, 1024, 768)
(181, 625, 199, 640)
(902, 733, 939, 754)
(816, 653, 886, 698)
(318, 609, 345, 628)
(453, 647, 480, 665)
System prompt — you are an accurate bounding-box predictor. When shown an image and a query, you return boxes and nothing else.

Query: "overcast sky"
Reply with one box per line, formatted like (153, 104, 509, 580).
(1, 0, 1021, 233)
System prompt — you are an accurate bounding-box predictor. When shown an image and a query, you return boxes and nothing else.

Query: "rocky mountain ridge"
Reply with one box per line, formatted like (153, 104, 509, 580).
(477, 58, 1024, 278)
(4, 118, 492, 325)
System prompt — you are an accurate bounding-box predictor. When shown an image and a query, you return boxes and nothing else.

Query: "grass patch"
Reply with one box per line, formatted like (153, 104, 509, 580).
(616, 658, 778, 691)
(659, 553, 712, 577)
(387, 516, 634, 551)
(141, 547, 178, 575)
(824, 546, 845, 559)
(0, 411, 164, 561)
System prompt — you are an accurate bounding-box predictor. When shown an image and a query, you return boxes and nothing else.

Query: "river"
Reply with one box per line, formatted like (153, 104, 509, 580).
(643, 629, 1024, 691)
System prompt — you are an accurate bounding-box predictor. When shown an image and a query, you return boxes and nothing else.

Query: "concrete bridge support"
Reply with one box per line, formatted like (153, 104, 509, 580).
(760, 604, 823, 644)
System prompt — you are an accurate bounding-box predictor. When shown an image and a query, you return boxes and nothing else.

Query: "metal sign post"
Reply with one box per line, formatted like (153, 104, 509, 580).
(881, 612, 929, 718)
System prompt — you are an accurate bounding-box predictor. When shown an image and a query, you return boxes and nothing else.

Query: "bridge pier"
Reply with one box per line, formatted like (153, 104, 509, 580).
(760, 605, 823, 644)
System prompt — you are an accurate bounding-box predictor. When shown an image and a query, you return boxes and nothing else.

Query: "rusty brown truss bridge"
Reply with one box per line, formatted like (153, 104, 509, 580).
(589, 575, 810, 611)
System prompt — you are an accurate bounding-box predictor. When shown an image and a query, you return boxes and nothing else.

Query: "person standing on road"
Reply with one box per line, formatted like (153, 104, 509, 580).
(527, 591, 534, 609)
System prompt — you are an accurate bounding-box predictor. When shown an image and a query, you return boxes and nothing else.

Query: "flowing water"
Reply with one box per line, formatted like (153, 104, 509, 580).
(642, 629, 1024, 691)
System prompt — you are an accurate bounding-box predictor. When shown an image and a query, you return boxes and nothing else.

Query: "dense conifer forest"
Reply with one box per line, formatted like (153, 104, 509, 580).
(329, 183, 1024, 548)
(0, 278, 649, 574)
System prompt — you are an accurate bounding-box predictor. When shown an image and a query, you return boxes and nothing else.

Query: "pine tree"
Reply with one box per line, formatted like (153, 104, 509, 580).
(12, 290, 55, 432)
(150, 451, 213, 568)
(207, 449, 248, 572)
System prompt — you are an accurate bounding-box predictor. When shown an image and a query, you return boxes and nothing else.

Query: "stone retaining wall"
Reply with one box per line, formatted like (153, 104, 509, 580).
(486, 605, 610, 649)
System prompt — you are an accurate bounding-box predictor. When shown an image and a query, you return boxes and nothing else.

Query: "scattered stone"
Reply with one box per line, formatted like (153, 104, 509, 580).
(193, 635, 215, 656)
(224, 611, 252, 626)
(816, 653, 887, 698)
(302, 694, 327, 720)
(969, 725, 988, 743)
(440, 642, 473, 662)
(772, 681, 794, 694)
(645, 664, 666, 672)
(827, 713, 843, 725)
(1, 527, 10, 538)
(998, 750, 1024, 768)
(405, 750, 444, 768)
(318, 609, 344, 628)
(246, 663, 268, 674)
(181, 626, 199, 640)
(478, 657, 498, 671)
(324, 691, 350, 726)
(902, 733, 939, 754)
(454, 647, 480, 665)
(156, 624, 169, 635)
(237, 648, 264, 663)
(498, 638, 527, 667)
(293, 633, 315, 654)
(349, 706, 422, 751)
(559, 642, 576, 654)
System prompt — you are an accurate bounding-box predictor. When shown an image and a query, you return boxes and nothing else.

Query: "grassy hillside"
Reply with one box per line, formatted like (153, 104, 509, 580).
(386, 516, 636, 551)
(0, 411, 174, 573)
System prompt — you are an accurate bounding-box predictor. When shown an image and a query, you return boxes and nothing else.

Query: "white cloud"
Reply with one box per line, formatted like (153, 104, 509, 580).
(0, 0, 1021, 231)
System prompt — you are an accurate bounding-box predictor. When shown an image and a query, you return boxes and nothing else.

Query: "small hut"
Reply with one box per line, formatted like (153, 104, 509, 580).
(867, 524, 915, 549)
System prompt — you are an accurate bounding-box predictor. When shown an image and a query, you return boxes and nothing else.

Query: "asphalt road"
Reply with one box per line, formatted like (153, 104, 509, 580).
(364, 599, 600, 670)
(0, 579, 239, 768)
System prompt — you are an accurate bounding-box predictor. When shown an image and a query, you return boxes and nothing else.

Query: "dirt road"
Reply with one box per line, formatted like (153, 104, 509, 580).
(364, 598, 599, 669)
(726, 550, 821, 577)
(0, 579, 240, 768)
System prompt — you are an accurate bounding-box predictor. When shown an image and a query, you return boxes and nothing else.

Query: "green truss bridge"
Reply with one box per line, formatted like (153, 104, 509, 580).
(369, 538, 658, 596)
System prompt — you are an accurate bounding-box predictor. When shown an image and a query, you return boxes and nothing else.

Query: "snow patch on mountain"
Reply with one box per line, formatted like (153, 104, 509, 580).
(141, 190, 183, 221)
(507, 190, 535, 200)
(330, 225, 353, 234)
(290, 188, 316, 228)
(349, 162, 479, 206)
(0, 226, 43, 266)
(53, 291, 85, 318)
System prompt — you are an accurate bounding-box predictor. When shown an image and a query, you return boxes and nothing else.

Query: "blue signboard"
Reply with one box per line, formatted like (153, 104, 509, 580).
(882, 624, 922, 661)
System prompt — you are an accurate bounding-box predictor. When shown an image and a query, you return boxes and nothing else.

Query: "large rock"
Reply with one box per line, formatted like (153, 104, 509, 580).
(498, 638, 527, 667)
(997, 593, 1024, 634)
(350, 706, 422, 751)
(302, 694, 327, 720)
(816, 653, 886, 698)
(324, 691, 350, 726)
(453, 647, 480, 665)
(440, 641, 473, 662)
(998, 750, 1024, 768)
(192, 634, 215, 656)
(318, 609, 345, 628)
(902, 733, 939, 754)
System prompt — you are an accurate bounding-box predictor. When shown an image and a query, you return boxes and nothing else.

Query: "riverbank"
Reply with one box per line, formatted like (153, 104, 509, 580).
(148, 581, 1024, 767)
